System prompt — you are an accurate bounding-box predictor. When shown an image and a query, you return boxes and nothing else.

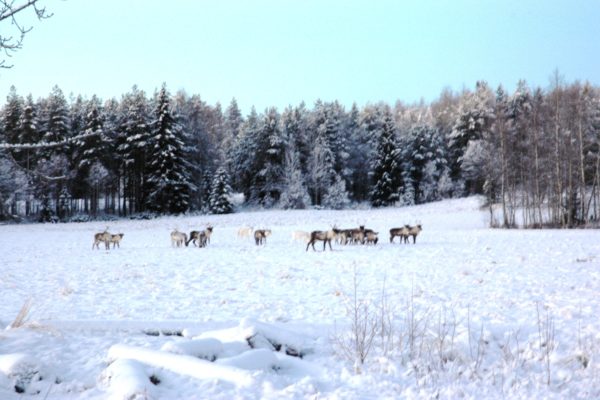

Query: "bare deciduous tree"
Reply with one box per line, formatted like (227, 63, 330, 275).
(0, 0, 51, 69)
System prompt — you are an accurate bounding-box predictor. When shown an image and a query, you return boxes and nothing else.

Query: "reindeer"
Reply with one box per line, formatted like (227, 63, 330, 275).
(108, 233, 124, 248)
(362, 227, 376, 241)
(306, 227, 341, 251)
(336, 229, 354, 245)
(92, 229, 111, 250)
(171, 230, 187, 248)
(349, 226, 366, 245)
(334, 229, 348, 245)
(365, 231, 379, 245)
(291, 230, 311, 243)
(389, 226, 410, 243)
(205, 225, 213, 244)
(187, 226, 213, 247)
(406, 224, 422, 244)
(254, 229, 272, 245)
(237, 226, 253, 239)
(189, 230, 207, 247)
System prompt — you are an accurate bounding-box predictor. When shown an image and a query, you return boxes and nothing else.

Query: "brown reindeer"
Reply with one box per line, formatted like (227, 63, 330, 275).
(336, 228, 357, 245)
(92, 230, 111, 250)
(306, 227, 341, 251)
(365, 231, 379, 245)
(348, 226, 367, 245)
(187, 226, 213, 247)
(254, 229, 272, 245)
(108, 233, 124, 248)
(406, 224, 422, 244)
(389, 226, 410, 243)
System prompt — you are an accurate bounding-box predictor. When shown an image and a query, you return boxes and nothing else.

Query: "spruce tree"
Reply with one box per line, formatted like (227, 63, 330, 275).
(145, 84, 193, 214)
(347, 103, 372, 201)
(116, 86, 152, 213)
(175, 93, 217, 211)
(72, 96, 108, 214)
(370, 108, 402, 207)
(40, 86, 70, 155)
(231, 107, 261, 202)
(17, 95, 40, 171)
(36, 85, 71, 218)
(222, 98, 243, 166)
(209, 166, 233, 214)
(257, 107, 285, 206)
(402, 125, 448, 203)
(2, 86, 23, 146)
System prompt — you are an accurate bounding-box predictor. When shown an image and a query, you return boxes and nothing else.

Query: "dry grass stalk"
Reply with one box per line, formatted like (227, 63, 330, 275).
(8, 298, 33, 329)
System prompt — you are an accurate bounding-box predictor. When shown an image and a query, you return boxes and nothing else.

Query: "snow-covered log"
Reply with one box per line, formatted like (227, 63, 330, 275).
(107, 344, 254, 387)
(100, 358, 157, 400)
(160, 338, 223, 361)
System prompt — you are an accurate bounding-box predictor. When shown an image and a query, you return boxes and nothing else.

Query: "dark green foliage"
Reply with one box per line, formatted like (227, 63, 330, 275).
(145, 84, 194, 214)
(371, 108, 402, 207)
(209, 167, 233, 214)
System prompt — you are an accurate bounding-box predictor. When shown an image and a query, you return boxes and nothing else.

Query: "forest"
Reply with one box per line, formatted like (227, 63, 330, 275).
(0, 74, 599, 228)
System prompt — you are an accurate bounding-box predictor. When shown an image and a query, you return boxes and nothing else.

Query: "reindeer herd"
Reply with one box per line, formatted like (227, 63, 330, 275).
(92, 223, 422, 251)
(302, 224, 422, 251)
(92, 230, 125, 250)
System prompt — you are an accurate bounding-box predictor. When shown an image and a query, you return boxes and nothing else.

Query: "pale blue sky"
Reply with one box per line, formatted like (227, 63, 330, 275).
(1, 0, 598, 112)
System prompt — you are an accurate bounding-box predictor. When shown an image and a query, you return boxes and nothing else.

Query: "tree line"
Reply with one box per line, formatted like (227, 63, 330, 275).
(0, 74, 599, 227)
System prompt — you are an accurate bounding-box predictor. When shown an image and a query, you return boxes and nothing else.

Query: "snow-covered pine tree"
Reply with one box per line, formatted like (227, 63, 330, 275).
(144, 84, 194, 215)
(310, 101, 348, 179)
(116, 86, 152, 214)
(207, 102, 225, 162)
(256, 107, 285, 206)
(17, 95, 40, 171)
(347, 103, 372, 201)
(370, 107, 402, 207)
(69, 95, 86, 142)
(200, 170, 214, 212)
(35, 85, 71, 218)
(1, 86, 23, 148)
(448, 81, 495, 194)
(100, 97, 122, 214)
(222, 98, 243, 167)
(279, 146, 311, 209)
(174, 93, 218, 211)
(231, 107, 261, 202)
(209, 166, 233, 214)
(14, 95, 40, 215)
(281, 104, 310, 175)
(323, 173, 350, 209)
(401, 124, 449, 203)
(307, 129, 335, 206)
(40, 85, 70, 158)
(71, 96, 109, 215)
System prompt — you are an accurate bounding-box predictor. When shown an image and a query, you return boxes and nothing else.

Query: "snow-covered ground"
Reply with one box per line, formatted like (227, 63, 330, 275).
(1, 197, 600, 399)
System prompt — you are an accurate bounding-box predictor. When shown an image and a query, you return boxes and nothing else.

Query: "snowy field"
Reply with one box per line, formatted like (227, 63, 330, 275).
(1, 197, 600, 399)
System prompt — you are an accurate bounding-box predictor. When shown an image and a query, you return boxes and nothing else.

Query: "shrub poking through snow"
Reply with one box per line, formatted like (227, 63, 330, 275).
(0, 353, 44, 395)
